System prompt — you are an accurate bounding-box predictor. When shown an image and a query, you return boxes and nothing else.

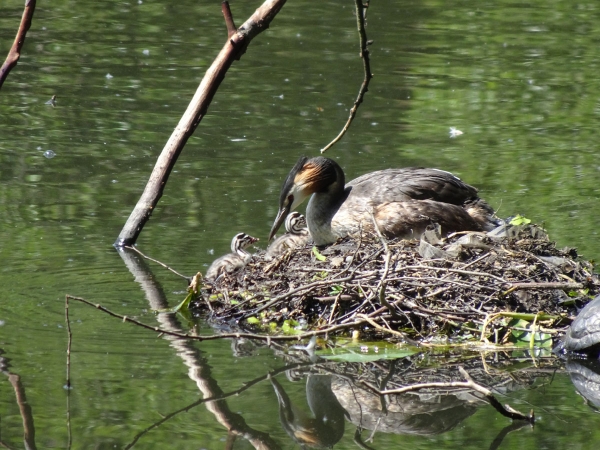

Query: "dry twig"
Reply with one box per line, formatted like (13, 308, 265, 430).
(321, 0, 373, 153)
(378, 366, 535, 423)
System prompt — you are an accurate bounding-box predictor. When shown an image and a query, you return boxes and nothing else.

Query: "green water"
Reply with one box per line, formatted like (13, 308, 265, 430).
(1, 0, 600, 448)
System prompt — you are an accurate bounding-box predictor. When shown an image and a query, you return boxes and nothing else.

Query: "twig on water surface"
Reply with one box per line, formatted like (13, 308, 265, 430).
(321, 0, 373, 153)
(376, 366, 535, 424)
(124, 245, 191, 281)
(65, 294, 368, 343)
(65, 296, 72, 390)
(0, 0, 36, 90)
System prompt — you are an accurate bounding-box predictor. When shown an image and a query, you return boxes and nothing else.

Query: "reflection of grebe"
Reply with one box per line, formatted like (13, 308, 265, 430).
(269, 156, 499, 246)
(205, 233, 258, 280)
(265, 212, 310, 260)
(271, 374, 348, 448)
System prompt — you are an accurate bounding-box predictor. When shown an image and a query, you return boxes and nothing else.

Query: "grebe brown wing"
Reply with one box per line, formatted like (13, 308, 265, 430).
(373, 200, 490, 238)
(331, 199, 493, 241)
(346, 167, 479, 206)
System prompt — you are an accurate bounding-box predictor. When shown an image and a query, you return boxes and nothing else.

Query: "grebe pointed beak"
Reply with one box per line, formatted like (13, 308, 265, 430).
(269, 203, 291, 242)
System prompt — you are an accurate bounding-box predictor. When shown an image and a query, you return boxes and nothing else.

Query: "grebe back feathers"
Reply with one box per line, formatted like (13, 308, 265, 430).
(270, 156, 499, 246)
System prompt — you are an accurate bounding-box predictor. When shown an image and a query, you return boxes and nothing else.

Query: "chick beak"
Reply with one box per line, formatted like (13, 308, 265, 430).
(269, 203, 291, 242)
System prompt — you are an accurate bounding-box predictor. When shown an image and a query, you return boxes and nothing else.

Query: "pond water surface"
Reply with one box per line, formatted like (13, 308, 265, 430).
(1, 0, 600, 448)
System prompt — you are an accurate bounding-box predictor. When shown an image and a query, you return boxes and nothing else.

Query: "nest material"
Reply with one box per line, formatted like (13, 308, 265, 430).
(194, 224, 599, 342)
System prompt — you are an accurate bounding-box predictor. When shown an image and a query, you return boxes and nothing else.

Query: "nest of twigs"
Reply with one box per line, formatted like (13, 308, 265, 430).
(193, 223, 599, 343)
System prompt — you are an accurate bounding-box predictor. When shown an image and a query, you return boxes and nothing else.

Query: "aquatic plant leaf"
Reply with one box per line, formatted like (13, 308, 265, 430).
(317, 342, 418, 362)
(508, 318, 553, 347)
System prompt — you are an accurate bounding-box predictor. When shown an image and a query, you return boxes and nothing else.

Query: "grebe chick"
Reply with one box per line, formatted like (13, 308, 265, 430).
(206, 233, 259, 280)
(269, 156, 499, 246)
(265, 212, 311, 260)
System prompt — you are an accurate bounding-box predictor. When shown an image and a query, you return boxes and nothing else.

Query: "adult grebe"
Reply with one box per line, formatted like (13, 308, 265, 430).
(269, 156, 499, 246)
(206, 233, 259, 280)
(265, 212, 311, 260)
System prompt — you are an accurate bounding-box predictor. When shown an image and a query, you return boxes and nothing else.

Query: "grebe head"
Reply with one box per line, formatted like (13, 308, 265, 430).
(231, 233, 259, 254)
(269, 156, 342, 241)
(285, 212, 307, 235)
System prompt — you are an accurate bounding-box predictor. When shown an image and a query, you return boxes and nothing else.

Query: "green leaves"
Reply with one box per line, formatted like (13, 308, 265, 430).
(312, 246, 327, 261)
(509, 214, 532, 226)
(507, 318, 552, 348)
(318, 342, 418, 362)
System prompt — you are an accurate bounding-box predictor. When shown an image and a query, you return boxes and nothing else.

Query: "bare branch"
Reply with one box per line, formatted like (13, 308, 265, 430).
(0, 0, 37, 89)
(378, 366, 535, 423)
(65, 294, 367, 342)
(321, 0, 373, 153)
(222, 1, 237, 38)
(115, 0, 287, 247)
(124, 245, 191, 281)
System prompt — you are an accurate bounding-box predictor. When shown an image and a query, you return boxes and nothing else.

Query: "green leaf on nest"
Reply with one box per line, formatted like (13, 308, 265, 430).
(509, 214, 532, 226)
(312, 246, 327, 261)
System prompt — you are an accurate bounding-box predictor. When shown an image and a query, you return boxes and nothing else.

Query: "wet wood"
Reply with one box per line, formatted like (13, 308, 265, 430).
(115, 0, 287, 247)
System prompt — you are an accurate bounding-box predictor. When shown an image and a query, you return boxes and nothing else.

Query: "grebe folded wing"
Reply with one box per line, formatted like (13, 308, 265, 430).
(346, 167, 479, 205)
(270, 156, 499, 246)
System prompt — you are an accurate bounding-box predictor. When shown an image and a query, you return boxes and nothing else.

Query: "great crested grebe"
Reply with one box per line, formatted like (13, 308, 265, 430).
(206, 233, 259, 280)
(265, 212, 311, 260)
(269, 156, 499, 246)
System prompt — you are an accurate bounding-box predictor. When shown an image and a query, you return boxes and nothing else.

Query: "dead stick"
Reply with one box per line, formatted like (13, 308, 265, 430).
(114, 0, 287, 247)
(0, 0, 37, 89)
(400, 264, 509, 284)
(247, 274, 356, 316)
(222, 2, 237, 38)
(66, 294, 365, 342)
(321, 0, 373, 153)
(124, 245, 191, 281)
(504, 282, 582, 295)
(379, 366, 534, 423)
(65, 295, 72, 389)
(369, 212, 399, 319)
(359, 315, 412, 341)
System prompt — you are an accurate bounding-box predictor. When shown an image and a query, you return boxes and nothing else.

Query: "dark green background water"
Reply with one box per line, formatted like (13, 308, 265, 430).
(1, 0, 600, 448)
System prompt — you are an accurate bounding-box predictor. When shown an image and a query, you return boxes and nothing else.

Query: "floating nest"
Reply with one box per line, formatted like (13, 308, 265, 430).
(193, 223, 599, 344)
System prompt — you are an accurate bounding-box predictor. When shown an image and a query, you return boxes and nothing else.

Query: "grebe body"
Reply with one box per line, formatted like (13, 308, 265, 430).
(206, 233, 259, 280)
(269, 156, 499, 246)
(265, 212, 310, 260)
